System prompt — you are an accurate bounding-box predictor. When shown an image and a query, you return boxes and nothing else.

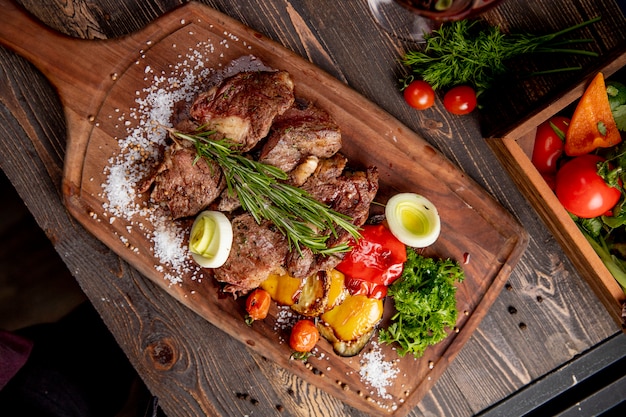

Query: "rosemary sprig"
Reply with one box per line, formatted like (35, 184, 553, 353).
(402, 16, 601, 93)
(168, 128, 360, 255)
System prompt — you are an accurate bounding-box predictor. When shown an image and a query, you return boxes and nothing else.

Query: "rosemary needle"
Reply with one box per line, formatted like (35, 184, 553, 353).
(168, 128, 360, 255)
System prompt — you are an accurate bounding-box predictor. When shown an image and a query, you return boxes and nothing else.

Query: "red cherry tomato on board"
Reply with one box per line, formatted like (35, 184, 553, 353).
(555, 154, 621, 218)
(289, 319, 320, 353)
(336, 224, 406, 299)
(403, 80, 435, 110)
(443, 85, 477, 115)
(245, 288, 271, 322)
(531, 116, 570, 174)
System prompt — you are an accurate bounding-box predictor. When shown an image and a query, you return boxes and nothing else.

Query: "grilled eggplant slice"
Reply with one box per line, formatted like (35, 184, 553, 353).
(318, 323, 375, 357)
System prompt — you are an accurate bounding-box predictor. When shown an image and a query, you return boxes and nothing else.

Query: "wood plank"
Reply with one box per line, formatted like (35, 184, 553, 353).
(0, 0, 624, 416)
(0, 2, 528, 414)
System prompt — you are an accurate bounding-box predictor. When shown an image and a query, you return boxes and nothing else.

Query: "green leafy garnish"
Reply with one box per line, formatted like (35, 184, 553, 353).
(401, 17, 600, 93)
(379, 249, 464, 358)
(168, 128, 360, 255)
(607, 81, 626, 131)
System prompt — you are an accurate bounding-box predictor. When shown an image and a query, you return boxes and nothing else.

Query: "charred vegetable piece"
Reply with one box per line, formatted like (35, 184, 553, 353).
(317, 323, 375, 357)
(291, 271, 331, 317)
(319, 294, 383, 344)
(260, 272, 303, 306)
(337, 224, 406, 299)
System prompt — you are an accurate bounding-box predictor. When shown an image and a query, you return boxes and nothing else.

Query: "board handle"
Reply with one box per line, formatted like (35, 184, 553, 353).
(0, 0, 120, 100)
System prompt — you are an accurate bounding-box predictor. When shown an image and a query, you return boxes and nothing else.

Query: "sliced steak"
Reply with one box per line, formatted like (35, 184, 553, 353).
(286, 166, 379, 278)
(259, 104, 342, 173)
(214, 213, 290, 295)
(189, 70, 295, 152)
(139, 141, 225, 219)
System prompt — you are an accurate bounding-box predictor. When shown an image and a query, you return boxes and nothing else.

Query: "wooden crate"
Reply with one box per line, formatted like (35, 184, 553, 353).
(487, 50, 626, 329)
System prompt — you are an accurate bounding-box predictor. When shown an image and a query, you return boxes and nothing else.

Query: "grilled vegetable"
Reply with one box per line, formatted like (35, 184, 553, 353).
(318, 294, 383, 356)
(291, 270, 347, 316)
(317, 323, 375, 357)
(260, 272, 303, 306)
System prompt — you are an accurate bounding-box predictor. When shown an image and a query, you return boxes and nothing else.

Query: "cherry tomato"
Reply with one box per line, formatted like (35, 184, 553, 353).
(443, 85, 477, 115)
(531, 116, 570, 174)
(555, 154, 621, 218)
(289, 319, 320, 353)
(336, 224, 407, 298)
(245, 288, 271, 322)
(403, 80, 435, 110)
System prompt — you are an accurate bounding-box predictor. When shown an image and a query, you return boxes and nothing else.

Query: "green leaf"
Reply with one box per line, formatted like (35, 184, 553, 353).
(379, 250, 464, 358)
(612, 104, 626, 131)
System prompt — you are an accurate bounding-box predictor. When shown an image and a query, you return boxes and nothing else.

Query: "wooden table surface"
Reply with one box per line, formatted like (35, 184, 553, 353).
(1, 1, 624, 416)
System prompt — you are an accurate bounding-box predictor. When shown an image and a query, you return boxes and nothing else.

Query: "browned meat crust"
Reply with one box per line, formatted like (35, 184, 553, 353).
(139, 141, 225, 219)
(259, 103, 342, 172)
(214, 213, 290, 295)
(284, 165, 379, 279)
(189, 70, 295, 152)
(139, 69, 380, 296)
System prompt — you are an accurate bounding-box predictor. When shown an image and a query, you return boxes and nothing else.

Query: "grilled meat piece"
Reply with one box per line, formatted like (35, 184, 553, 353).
(189, 70, 295, 152)
(259, 104, 342, 173)
(286, 165, 379, 278)
(139, 141, 225, 219)
(214, 213, 290, 295)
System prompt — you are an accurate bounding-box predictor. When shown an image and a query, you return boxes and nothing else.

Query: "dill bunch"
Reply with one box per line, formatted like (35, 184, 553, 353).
(402, 16, 601, 93)
(169, 128, 360, 255)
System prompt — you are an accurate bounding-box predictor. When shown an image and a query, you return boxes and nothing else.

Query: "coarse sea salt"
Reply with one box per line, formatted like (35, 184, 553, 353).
(99, 29, 275, 286)
(359, 341, 399, 399)
(100, 41, 225, 285)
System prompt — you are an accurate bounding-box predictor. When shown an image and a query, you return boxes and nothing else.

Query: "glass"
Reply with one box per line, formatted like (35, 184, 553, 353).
(368, 0, 503, 42)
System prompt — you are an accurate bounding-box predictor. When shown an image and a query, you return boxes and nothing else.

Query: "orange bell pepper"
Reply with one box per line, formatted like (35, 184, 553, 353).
(564, 72, 621, 156)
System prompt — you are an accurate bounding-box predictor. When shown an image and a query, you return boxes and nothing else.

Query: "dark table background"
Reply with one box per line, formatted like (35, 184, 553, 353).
(1, 0, 625, 416)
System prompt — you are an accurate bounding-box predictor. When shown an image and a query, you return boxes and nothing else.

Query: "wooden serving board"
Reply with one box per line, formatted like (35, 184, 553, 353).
(0, 1, 528, 415)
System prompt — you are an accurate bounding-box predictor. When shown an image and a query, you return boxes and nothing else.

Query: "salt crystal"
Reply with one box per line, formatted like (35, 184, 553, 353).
(359, 341, 399, 399)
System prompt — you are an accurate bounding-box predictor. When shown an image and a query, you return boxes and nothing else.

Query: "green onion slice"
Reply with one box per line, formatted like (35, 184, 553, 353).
(189, 210, 233, 268)
(385, 193, 441, 248)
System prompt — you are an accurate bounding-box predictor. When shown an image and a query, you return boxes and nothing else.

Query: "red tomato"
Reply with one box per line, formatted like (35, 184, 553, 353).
(532, 116, 570, 174)
(336, 224, 406, 298)
(443, 85, 477, 115)
(403, 80, 435, 110)
(289, 320, 320, 353)
(245, 288, 271, 321)
(555, 154, 621, 218)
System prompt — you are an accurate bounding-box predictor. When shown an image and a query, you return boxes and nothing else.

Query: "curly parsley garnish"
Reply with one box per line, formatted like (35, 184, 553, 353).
(379, 250, 464, 358)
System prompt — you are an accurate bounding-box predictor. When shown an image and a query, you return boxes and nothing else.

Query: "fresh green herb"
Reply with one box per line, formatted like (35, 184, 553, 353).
(577, 138, 626, 293)
(401, 17, 600, 93)
(577, 221, 626, 291)
(168, 128, 360, 255)
(379, 249, 464, 358)
(607, 81, 626, 131)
